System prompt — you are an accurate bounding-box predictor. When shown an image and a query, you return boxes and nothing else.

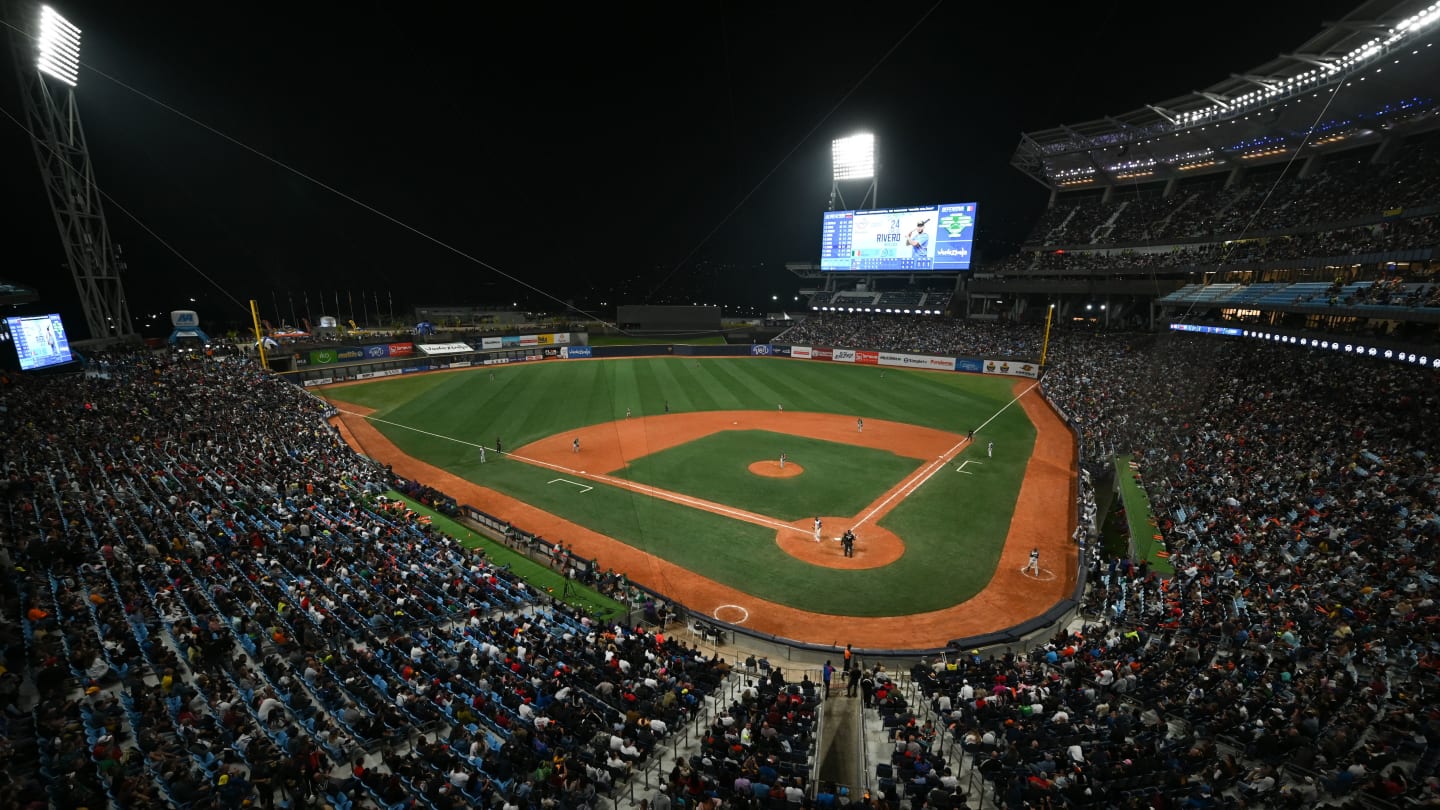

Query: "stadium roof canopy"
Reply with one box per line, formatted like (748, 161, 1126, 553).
(1013, 0, 1440, 190)
(0, 279, 39, 306)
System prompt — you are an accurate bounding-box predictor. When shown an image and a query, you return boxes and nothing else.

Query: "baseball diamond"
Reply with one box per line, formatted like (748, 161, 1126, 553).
(324, 356, 1076, 647)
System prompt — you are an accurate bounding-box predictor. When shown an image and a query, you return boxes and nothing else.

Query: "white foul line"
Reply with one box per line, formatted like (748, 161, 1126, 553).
(852, 380, 1040, 530)
(337, 408, 802, 535)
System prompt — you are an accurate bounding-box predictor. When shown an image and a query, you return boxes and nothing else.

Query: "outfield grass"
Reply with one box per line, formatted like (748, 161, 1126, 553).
(328, 358, 1043, 616)
(614, 430, 923, 521)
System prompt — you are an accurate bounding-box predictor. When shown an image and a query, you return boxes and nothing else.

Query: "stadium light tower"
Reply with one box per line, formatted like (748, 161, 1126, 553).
(830, 132, 878, 211)
(10, 3, 135, 341)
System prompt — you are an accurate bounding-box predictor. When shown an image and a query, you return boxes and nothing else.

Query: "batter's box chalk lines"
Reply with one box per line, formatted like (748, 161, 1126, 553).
(547, 478, 594, 493)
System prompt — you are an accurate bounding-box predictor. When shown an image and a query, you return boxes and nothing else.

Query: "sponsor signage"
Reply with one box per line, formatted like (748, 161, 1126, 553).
(417, 342, 473, 356)
(335, 348, 364, 362)
(301, 377, 332, 387)
(387, 342, 415, 357)
(832, 349, 856, 362)
(876, 351, 954, 370)
(552, 332, 570, 345)
(856, 350, 878, 365)
(309, 349, 337, 365)
(771, 345, 791, 356)
(955, 358, 983, 373)
(501, 335, 520, 347)
(446, 360, 472, 369)
(362, 344, 390, 359)
(356, 368, 403, 380)
(751, 344, 772, 356)
(483, 357, 513, 366)
(542, 347, 560, 358)
(534, 334, 552, 345)
(792, 346, 812, 359)
(983, 358, 1040, 378)
(481, 337, 502, 350)
(562, 346, 593, 359)
(520, 335, 539, 346)
(811, 347, 834, 361)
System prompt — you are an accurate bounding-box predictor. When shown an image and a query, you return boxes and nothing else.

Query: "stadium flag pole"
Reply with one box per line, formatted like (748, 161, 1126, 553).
(1040, 303, 1055, 368)
(249, 299, 269, 370)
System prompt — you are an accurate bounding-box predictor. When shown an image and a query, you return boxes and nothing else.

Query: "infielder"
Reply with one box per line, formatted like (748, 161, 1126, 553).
(572, 437, 581, 454)
(1026, 547, 1041, 576)
(856, 418, 864, 433)
(987, 441, 994, 458)
(813, 516, 823, 542)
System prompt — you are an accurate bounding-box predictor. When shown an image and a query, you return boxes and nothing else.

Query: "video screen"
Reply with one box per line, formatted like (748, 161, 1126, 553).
(6, 313, 74, 370)
(821, 202, 977, 271)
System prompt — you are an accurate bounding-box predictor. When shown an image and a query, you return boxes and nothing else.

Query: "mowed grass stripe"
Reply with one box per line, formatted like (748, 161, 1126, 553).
(614, 430, 923, 522)
(683, 360, 748, 410)
(704, 359, 785, 408)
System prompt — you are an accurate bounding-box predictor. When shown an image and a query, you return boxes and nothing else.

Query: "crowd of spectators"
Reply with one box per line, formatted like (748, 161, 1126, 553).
(772, 316, 1042, 359)
(979, 331, 1440, 807)
(1023, 135, 1440, 249)
(9, 318, 1440, 809)
(988, 215, 1440, 278)
(0, 352, 735, 810)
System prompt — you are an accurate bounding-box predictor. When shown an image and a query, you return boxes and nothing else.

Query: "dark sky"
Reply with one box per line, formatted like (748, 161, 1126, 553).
(0, 1, 1361, 337)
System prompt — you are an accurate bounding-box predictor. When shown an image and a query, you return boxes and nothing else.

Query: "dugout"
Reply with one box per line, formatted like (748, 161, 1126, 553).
(615, 305, 721, 335)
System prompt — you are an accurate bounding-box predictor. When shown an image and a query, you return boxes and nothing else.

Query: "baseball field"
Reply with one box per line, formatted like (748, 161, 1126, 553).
(324, 356, 1077, 649)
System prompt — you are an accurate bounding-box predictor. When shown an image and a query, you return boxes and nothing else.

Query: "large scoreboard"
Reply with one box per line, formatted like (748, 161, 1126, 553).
(821, 202, 977, 271)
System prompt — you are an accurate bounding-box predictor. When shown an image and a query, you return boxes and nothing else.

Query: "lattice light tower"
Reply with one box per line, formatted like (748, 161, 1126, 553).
(829, 132, 877, 211)
(12, 4, 134, 340)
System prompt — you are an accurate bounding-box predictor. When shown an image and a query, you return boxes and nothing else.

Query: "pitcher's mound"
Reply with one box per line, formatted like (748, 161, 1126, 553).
(777, 517, 905, 569)
(749, 460, 804, 478)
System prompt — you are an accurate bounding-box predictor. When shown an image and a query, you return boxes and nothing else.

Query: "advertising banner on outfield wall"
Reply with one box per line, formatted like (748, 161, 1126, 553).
(878, 352, 956, 370)
(481, 337, 502, 350)
(388, 342, 415, 357)
(551, 332, 570, 344)
(561, 346, 593, 359)
(833, 349, 855, 362)
(771, 345, 791, 356)
(417, 342, 473, 355)
(302, 377, 332, 387)
(520, 335, 538, 346)
(356, 368, 403, 380)
(336, 348, 364, 362)
(750, 344, 772, 355)
(309, 349, 337, 365)
(812, 347, 834, 360)
(501, 335, 520, 347)
(362, 344, 390, 360)
(983, 359, 1040, 378)
(791, 346, 811, 359)
(856, 350, 878, 365)
(955, 358, 983, 373)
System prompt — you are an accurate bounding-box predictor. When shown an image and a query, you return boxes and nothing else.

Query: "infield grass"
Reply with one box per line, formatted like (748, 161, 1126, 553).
(613, 430, 924, 521)
(327, 358, 1045, 616)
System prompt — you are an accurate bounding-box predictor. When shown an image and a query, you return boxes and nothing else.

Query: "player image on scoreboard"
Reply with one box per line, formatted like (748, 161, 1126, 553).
(849, 208, 937, 265)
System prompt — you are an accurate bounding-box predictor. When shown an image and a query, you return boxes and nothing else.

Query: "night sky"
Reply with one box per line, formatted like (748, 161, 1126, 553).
(0, 1, 1361, 337)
